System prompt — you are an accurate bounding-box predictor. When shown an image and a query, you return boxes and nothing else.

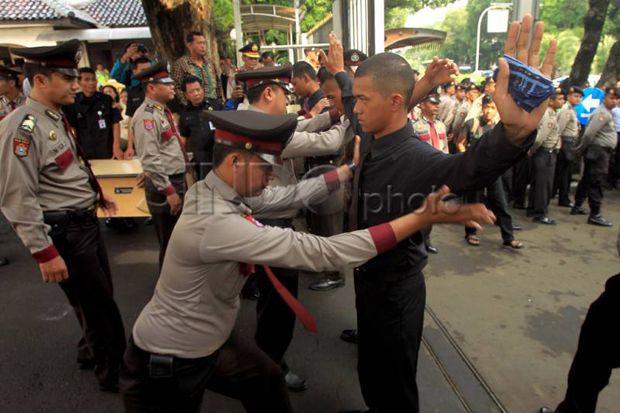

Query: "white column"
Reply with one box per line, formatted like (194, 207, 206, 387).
(373, 0, 384, 53)
(233, 0, 243, 66)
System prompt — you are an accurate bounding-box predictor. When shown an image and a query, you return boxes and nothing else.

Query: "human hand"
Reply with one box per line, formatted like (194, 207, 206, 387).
(417, 186, 496, 230)
(319, 32, 345, 75)
(39, 256, 69, 283)
(167, 192, 182, 215)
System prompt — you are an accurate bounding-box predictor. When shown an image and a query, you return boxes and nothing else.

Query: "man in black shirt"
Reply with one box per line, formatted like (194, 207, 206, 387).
(322, 15, 557, 413)
(292, 61, 329, 117)
(64, 67, 122, 159)
(124, 57, 152, 159)
(178, 75, 222, 180)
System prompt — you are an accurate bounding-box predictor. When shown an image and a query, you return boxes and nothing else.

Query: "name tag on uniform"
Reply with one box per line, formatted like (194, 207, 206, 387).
(98, 119, 107, 129)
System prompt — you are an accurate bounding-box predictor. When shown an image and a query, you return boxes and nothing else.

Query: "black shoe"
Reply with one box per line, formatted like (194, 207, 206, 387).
(513, 203, 526, 210)
(78, 358, 96, 370)
(533, 216, 556, 225)
(0, 257, 8, 266)
(558, 201, 574, 208)
(144, 217, 153, 226)
(309, 275, 345, 291)
(511, 223, 522, 231)
(284, 371, 307, 392)
(425, 243, 439, 254)
(340, 329, 358, 344)
(587, 215, 613, 227)
(571, 206, 588, 215)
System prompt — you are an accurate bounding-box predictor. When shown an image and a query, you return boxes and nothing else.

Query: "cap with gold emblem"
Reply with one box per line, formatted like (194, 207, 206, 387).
(235, 64, 294, 94)
(0, 65, 20, 81)
(10, 39, 81, 78)
(423, 87, 441, 104)
(134, 61, 175, 85)
(551, 86, 565, 99)
(344, 49, 367, 67)
(239, 42, 261, 59)
(205, 110, 297, 165)
(567, 86, 584, 96)
(604, 86, 619, 97)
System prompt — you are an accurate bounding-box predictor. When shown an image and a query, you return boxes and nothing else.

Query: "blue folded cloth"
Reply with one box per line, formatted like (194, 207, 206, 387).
(493, 54, 554, 112)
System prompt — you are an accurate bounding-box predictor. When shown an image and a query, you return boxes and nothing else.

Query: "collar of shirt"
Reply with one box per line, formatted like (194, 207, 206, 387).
(25, 97, 63, 126)
(370, 121, 412, 159)
(204, 171, 252, 214)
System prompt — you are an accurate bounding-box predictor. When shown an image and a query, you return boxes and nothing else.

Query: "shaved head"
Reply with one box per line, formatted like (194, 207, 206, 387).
(355, 53, 415, 109)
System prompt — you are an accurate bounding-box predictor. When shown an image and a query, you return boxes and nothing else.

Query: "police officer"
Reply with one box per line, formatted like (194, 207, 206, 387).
(178, 75, 223, 180)
(120, 109, 493, 413)
(132, 62, 187, 268)
(238, 42, 263, 72)
(64, 67, 123, 159)
(572, 86, 620, 226)
(0, 39, 126, 392)
(452, 83, 480, 151)
(553, 86, 582, 207)
(437, 80, 455, 122)
(0, 65, 26, 121)
(527, 89, 564, 225)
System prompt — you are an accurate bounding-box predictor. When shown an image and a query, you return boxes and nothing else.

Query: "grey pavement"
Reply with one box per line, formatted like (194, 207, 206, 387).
(0, 188, 618, 413)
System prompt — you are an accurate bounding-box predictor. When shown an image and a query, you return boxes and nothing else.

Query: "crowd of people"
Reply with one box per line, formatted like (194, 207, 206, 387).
(0, 13, 619, 413)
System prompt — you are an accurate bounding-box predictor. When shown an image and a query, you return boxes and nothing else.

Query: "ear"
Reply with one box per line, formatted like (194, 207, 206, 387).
(263, 86, 273, 102)
(33, 73, 49, 88)
(391, 92, 405, 112)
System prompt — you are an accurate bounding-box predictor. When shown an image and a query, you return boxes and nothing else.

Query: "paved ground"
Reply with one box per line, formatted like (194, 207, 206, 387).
(0, 188, 618, 413)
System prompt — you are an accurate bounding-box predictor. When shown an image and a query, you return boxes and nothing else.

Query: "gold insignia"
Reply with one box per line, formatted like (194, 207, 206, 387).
(18, 114, 36, 133)
(154, 103, 164, 112)
(45, 110, 61, 122)
(245, 142, 253, 150)
(48, 130, 57, 141)
(251, 44, 258, 52)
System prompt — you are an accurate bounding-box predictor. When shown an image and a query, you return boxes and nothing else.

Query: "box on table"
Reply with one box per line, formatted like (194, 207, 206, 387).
(90, 159, 150, 218)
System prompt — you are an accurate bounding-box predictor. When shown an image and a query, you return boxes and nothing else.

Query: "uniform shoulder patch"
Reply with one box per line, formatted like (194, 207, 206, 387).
(45, 110, 61, 122)
(17, 114, 36, 134)
(13, 136, 31, 157)
(143, 119, 155, 131)
(0, 96, 8, 105)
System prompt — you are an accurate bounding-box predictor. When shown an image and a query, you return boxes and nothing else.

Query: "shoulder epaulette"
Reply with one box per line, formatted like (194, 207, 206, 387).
(17, 114, 36, 134)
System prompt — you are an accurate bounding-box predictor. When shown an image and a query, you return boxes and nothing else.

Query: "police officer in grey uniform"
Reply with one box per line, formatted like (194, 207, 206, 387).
(0, 39, 126, 392)
(572, 87, 620, 227)
(553, 86, 582, 207)
(132, 62, 187, 268)
(0, 65, 26, 121)
(119, 109, 494, 413)
(236, 64, 349, 390)
(527, 89, 564, 225)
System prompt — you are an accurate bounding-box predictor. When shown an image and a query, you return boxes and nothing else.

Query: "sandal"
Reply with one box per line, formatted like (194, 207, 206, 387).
(465, 234, 480, 246)
(503, 239, 523, 249)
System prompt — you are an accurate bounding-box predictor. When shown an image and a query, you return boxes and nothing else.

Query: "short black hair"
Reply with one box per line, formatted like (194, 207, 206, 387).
(292, 61, 317, 81)
(482, 94, 494, 106)
(123, 41, 138, 53)
(23, 63, 57, 84)
(355, 53, 415, 109)
(101, 85, 120, 102)
(132, 56, 151, 69)
(212, 143, 252, 168)
(261, 51, 274, 61)
(186, 31, 204, 44)
(246, 83, 279, 104)
(317, 67, 334, 84)
(78, 67, 96, 77)
(181, 75, 202, 92)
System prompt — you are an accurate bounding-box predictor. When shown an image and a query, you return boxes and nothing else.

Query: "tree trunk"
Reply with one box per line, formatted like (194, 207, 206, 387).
(596, 40, 620, 88)
(141, 0, 219, 67)
(566, 0, 610, 87)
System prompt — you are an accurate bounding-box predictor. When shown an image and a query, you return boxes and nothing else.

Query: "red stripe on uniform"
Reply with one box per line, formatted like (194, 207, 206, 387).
(214, 129, 283, 152)
(367, 223, 397, 254)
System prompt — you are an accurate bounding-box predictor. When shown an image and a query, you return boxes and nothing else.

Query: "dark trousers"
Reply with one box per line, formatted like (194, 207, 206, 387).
(556, 273, 620, 413)
(513, 156, 533, 207)
(528, 150, 557, 218)
(355, 268, 426, 413)
(574, 147, 611, 216)
(145, 175, 185, 268)
(609, 133, 620, 184)
(464, 179, 514, 243)
(255, 219, 298, 369)
(121, 333, 292, 413)
(47, 211, 126, 386)
(553, 139, 575, 205)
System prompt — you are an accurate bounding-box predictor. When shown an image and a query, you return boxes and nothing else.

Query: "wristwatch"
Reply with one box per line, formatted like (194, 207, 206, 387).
(346, 161, 357, 174)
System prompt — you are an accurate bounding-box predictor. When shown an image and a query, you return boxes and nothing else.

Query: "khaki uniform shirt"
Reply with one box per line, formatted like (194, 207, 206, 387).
(0, 93, 26, 121)
(132, 97, 186, 194)
(533, 108, 561, 152)
(132, 171, 393, 358)
(0, 98, 96, 259)
(453, 100, 472, 138)
(437, 94, 454, 122)
(579, 105, 617, 150)
(557, 103, 579, 139)
(412, 116, 449, 153)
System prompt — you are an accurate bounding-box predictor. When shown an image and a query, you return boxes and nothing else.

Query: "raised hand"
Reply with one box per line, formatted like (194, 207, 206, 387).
(494, 15, 557, 142)
(320, 32, 345, 76)
(423, 57, 459, 87)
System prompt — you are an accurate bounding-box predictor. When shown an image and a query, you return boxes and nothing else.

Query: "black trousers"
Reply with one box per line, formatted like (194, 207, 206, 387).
(145, 175, 185, 268)
(464, 179, 514, 243)
(528, 150, 557, 218)
(553, 139, 576, 205)
(574, 146, 611, 216)
(556, 273, 620, 413)
(512, 156, 533, 207)
(47, 211, 126, 386)
(121, 333, 292, 413)
(355, 268, 426, 413)
(255, 219, 298, 369)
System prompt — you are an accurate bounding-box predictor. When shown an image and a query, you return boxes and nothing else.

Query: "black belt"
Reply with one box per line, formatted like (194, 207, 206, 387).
(43, 207, 97, 226)
(540, 148, 559, 154)
(169, 173, 185, 179)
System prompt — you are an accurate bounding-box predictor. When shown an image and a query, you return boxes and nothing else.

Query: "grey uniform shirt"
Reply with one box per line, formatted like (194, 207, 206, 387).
(437, 94, 454, 122)
(578, 105, 617, 151)
(557, 103, 579, 139)
(0, 93, 26, 121)
(452, 100, 472, 138)
(533, 107, 561, 152)
(132, 171, 395, 358)
(0, 98, 95, 261)
(132, 97, 186, 194)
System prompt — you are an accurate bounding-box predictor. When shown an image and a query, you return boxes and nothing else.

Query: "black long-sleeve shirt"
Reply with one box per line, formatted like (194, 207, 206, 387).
(335, 72, 535, 276)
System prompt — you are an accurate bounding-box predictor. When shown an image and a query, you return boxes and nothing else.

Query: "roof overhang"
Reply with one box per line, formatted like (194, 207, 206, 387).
(384, 27, 447, 50)
(241, 4, 304, 35)
(36, 26, 151, 42)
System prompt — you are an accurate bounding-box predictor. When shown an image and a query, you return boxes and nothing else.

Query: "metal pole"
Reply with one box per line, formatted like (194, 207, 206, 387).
(373, 0, 385, 54)
(233, 0, 243, 66)
(294, 0, 301, 61)
(475, 6, 492, 72)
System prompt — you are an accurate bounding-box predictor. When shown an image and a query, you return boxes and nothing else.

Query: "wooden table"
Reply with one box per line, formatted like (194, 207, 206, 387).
(90, 159, 150, 218)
